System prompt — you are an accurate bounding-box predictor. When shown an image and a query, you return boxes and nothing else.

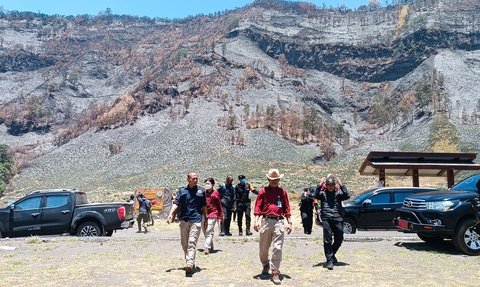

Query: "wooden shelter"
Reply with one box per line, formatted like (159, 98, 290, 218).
(359, 151, 480, 188)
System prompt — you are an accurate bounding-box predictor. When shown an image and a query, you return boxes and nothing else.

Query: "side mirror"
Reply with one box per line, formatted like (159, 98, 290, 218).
(362, 199, 372, 207)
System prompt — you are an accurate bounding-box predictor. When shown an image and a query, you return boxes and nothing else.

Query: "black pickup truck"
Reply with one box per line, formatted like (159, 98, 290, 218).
(394, 173, 480, 255)
(0, 189, 134, 238)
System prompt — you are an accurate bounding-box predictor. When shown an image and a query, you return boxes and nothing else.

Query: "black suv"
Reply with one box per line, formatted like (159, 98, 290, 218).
(394, 173, 480, 255)
(342, 187, 438, 234)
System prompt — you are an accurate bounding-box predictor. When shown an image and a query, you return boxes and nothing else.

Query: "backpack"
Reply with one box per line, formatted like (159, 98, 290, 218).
(145, 199, 152, 212)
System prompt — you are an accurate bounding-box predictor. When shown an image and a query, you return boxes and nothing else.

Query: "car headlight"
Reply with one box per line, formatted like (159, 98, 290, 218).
(425, 200, 459, 211)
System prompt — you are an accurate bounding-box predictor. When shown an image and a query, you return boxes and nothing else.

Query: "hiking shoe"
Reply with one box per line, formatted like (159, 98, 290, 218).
(185, 264, 194, 275)
(246, 230, 252, 236)
(239, 231, 243, 236)
(332, 255, 338, 264)
(204, 248, 209, 255)
(220, 232, 225, 236)
(261, 264, 270, 275)
(271, 272, 281, 285)
(225, 232, 233, 236)
(327, 261, 334, 270)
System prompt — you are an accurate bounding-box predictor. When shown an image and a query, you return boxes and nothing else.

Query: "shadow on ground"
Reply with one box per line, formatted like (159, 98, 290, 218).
(165, 265, 205, 276)
(312, 261, 350, 268)
(394, 240, 462, 255)
(253, 273, 291, 283)
(198, 248, 223, 254)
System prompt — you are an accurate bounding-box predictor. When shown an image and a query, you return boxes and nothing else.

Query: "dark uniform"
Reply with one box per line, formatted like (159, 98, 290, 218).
(136, 193, 151, 233)
(235, 175, 257, 236)
(299, 188, 315, 234)
(218, 182, 236, 236)
(314, 179, 350, 269)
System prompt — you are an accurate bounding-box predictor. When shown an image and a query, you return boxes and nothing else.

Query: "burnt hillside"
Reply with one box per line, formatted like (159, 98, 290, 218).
(0, 0, 479, 197)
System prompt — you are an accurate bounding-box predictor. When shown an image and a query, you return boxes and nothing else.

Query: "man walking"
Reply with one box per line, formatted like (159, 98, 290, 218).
(136, 192, 150, 233)
(253, 168, 292, 285)
(313, 175, 350, 270)
(299, 188, 316, 234)
(167, 172, 208, 276)
(236, 175, 257, 236)
(218, 175, 235, 236)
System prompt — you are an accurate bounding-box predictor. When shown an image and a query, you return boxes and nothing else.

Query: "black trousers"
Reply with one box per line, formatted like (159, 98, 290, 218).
(237, 203, 251, 231)
(322, 219, 344, 262)
(220, 204, 233, 234)
(301, 210, 313, 234)
(137, 213, 148, 231)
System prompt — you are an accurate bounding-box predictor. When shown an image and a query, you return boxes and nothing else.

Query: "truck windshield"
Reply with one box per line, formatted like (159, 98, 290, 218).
(451, 174, 480, 192)
(75, 192, 88, 205)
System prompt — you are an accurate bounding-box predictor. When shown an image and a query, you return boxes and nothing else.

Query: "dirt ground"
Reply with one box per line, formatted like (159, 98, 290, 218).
(0, 219, 478, 287)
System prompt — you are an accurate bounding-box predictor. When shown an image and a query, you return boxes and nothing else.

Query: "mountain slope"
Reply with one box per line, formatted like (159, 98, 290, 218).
(1, 0, 479, 199)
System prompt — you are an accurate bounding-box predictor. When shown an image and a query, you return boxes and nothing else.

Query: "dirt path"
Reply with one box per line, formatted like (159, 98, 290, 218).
(0, 222, 477, 287)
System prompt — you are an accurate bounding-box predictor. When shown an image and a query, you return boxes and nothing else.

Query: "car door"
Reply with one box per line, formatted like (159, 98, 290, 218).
(358, 192, 393, 228)
(41, 194, 72, 235)
(11, 196, 43, 236)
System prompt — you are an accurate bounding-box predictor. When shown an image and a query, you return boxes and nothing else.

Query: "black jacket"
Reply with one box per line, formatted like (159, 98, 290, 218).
(235, 183, 257, 206)
(299, 193, 315, 213)
(314, 185, 350, 221)
(218, 183, 236, 208)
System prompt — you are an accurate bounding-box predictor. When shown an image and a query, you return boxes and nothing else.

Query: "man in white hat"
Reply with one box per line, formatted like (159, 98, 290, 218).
(253, 168, 292, 285)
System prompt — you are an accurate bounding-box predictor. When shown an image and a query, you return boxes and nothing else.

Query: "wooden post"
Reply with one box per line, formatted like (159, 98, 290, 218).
(447, 169, 455, 188)
(412, 169, 419, 187)
(378, 168, 387, 186)
(379, 168, 385, 181)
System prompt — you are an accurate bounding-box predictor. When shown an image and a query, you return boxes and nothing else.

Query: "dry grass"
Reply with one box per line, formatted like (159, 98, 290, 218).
(0, 200, 479, 286)
(0, 229, 478, 287)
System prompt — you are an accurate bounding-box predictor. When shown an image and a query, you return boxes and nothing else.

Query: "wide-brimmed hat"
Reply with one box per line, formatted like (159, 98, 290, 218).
(266, 168, 284, 180)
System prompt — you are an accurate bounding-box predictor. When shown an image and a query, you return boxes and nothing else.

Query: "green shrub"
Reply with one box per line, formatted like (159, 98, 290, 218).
(427, 113, 458, 152)
(0, 144, 15, 196)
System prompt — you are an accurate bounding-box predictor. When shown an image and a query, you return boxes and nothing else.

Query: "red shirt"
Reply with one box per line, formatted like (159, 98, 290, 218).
(254, 186, 291, 218)
(206, 189, 223, 220)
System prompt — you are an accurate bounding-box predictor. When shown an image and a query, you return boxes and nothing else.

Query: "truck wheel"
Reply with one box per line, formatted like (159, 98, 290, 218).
(77, 222, 101, 237)
(343, 218, 356, 234)
(453, 219, 480, 256)
(417, 233, 444, 244)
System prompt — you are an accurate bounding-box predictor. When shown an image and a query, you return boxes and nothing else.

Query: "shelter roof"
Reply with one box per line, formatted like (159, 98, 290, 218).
(359, 151, 480, 177)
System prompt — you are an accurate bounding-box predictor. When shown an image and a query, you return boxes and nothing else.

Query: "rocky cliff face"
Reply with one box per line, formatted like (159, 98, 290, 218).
(0, 1, 479, 196)
(238, 27, 480, 82)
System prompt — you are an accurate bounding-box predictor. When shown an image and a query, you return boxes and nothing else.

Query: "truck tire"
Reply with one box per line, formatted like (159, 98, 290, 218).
(343, 218, 356, 234)
(452, 219, 480, 256)
(77, 222, 102, 237)
(417, 233, 444, 244)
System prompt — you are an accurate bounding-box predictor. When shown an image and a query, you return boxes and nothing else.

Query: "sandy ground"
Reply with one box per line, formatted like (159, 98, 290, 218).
(0, 220, 478, 287)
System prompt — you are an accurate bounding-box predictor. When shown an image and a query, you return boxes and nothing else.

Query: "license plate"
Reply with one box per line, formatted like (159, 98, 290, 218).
(397, 219, 409, 229)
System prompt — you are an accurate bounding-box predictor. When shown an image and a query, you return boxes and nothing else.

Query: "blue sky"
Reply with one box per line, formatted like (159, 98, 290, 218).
(0, 0, 369, 19)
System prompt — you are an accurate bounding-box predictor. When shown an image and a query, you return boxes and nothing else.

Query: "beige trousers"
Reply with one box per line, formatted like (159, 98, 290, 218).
(180, 221, 202, 267)
(202, 218, 218, 250)
(259, 217, 285, 272)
